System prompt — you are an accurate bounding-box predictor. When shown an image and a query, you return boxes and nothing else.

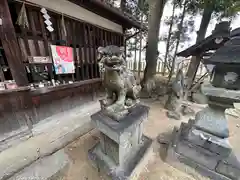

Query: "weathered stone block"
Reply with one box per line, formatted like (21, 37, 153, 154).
(194, 106, 229, 138)
(91, 105, 148, 166)
(166, 127, 231, 180)
(216, 152, 240, 180)
(89, 104, 153, 179)
(91, 105, 148, 144)
(187, 129, 232, 157)
(192, 92, 209, 104)
(202, 83, 240, 103)
(176, 124, 221, 170)
(176, 140, 220, 170)
(100, 133, 120, 164)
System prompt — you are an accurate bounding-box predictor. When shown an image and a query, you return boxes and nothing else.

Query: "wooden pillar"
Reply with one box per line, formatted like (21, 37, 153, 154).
(0, 0, 28, 86)
(184, 55, 201, 99)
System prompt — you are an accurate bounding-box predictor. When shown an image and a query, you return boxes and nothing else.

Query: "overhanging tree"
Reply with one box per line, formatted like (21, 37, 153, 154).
(167, 0, 188, 83)
(161, 0, 196, 79)
(162, 0, 177, 76)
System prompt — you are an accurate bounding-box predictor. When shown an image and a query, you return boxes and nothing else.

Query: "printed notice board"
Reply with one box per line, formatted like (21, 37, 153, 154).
(50, 45, 75, 74)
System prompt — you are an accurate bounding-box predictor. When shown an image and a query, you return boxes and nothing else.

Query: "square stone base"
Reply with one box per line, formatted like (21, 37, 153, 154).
(166, 123, 240, 180)
(88, 104, 153, 179)
(88, 135, 152, 180)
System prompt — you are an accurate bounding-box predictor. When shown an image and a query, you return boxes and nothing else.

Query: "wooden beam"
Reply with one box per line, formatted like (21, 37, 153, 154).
(92, 26, 98, 78)
(189, 72, 208, 92)
(83, 24, 89, 80)
(28, 10, 41, 56)
(104, 31, 108, 46)
(71, 20, 79, 80)
(86, 25, 94, 79)
(100, 29, 104, 46)
(184, 56, 201, 99)
(0, 60, 5, 82)
(14, 4, 31, 60)
(0, 0, 28, 86)
(77, 23, 85, 80)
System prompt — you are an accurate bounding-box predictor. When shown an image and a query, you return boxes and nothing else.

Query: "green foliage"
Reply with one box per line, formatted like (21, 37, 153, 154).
(191, 0, 240, 17)
(124, 0, 240, 78)
(161, 0, 240, 75)
(161, 0, 194, 59)
(138, 0, 149, 17)
(124, 0, 149, 59)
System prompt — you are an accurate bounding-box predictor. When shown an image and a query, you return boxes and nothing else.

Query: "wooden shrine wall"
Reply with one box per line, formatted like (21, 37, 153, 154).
(0, 1, 124, 151)
(9, 1, 124, 82)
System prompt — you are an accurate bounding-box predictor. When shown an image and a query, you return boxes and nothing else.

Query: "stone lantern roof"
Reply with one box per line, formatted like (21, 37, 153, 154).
(177, 21, 231, 58)
(205, 28, 240, 65)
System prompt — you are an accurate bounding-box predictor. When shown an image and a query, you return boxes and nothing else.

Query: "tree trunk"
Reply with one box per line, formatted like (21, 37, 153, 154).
(168, 0, 187, 83)
(184, 7, 213, 98)
(142, 0, 166, 86)
(162, 0, 177, 76)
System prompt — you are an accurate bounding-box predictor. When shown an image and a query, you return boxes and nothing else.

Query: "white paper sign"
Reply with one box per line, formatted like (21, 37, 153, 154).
(43, 14, 50, 20)
(47, 26, 54, 32)
(44, 19, 52, 26)
(40, 8, 47, 14)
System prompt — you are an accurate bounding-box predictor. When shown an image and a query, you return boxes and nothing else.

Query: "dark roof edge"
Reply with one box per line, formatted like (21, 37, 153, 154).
(90, 0, 146, 30)
(177, 32, 230, 57)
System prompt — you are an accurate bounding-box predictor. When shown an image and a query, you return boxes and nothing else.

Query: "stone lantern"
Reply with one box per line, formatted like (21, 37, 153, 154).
(166, 28, 240, 180)
(207, 28, 240, 90)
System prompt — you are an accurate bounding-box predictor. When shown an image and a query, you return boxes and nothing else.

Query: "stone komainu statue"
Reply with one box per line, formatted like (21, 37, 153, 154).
(165, 69, 185, 120)
(97, 45, 141, 121)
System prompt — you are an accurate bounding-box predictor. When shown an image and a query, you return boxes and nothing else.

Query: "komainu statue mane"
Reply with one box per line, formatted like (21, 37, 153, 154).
(97, 45, 141, 121)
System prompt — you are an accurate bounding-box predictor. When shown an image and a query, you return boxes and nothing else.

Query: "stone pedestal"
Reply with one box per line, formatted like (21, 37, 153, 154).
(88, 104, 152, 180)
(166, 85, 240, 180)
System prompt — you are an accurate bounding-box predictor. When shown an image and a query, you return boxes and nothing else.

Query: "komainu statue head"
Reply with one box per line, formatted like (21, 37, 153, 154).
(97, 45, 141, 121)
(97, 45, 126, 73)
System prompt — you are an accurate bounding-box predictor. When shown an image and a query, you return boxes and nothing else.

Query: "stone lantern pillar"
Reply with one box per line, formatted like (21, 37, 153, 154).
(166, 28, 240, 180)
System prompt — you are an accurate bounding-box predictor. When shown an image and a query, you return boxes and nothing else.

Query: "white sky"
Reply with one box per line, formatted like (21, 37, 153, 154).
(159, 2, 240, 53)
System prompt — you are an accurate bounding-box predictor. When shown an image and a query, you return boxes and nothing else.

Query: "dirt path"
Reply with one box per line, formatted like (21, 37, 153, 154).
(63, 99, 240, 180)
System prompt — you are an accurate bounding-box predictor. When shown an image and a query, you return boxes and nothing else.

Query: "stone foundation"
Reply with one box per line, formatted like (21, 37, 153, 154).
(166, 120, 240, 180)
(88, 104, 153, 179)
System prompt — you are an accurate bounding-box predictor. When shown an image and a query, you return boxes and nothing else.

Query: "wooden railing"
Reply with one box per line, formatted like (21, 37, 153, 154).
(127, 59, 207, 77)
